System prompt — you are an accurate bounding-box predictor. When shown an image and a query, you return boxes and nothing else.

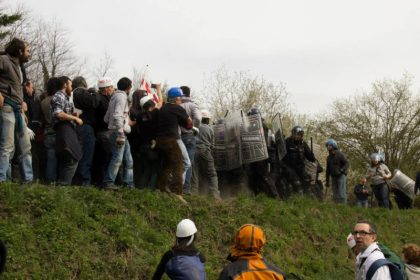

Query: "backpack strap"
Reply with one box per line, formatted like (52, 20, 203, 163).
(366, 259, 389, 279)
(366, 259, 404, 280)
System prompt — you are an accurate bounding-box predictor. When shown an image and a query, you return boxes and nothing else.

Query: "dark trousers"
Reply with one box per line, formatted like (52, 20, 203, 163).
(57, 150, 78, 185)
(156, 137, 183, 195)
(372, 182, 390, 209)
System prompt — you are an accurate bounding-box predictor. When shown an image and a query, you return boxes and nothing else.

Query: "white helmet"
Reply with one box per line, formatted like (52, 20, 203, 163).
(201, 109, 211, 119)
(97, 77, 113, 88)
(140, 95, 154, 108)
(176, 219, 197, 238)
(346, 233, 356, 249)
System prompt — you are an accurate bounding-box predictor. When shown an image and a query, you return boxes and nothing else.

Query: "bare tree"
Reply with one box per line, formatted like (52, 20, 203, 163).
(315, 74, 420, 176)
(201, 66, 290, 121)
(93, 51, 115, 80)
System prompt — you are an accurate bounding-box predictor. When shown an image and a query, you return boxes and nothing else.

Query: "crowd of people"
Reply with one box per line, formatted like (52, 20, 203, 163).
(1, 37, 419, 208)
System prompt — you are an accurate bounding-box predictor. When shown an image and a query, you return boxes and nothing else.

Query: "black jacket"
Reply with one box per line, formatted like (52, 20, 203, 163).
(326, 150, 349, 179)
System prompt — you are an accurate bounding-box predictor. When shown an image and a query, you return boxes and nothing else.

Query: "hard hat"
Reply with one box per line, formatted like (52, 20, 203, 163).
(167, 87, 183, 99)
(176, 219, 197, 238)
(97, 77, 113, 88)
(201, 109, 211, 119)
(370, 153, 381, 161)
(325, 138, 338, 149)
(247, 107, 260, 116)
(233, 224, 266, 252)
(140, 95, 154, 108)
(291, 125, 304, 135)
(347, 233, 356, 249)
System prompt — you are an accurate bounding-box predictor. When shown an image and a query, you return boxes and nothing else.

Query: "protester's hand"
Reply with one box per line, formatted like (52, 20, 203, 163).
(150, 139, 156, 149)
(155, 83, 161, 90)
(123, 123, 131, 134)
(26, 127, 35, 140)
(0, 93, 3, 108)
(74, 117, 83, 126)
(116, 136, 125, 147)
(192, 126, 199, 136)
(24, 81, 34, 96)
(22, 101, 28, 112)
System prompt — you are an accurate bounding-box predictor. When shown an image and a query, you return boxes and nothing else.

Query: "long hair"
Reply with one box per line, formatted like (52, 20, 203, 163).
(172, 235, 196, 252)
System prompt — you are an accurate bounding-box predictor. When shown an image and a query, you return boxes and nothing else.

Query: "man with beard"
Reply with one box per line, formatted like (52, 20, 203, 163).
(0, 38, 33, 183)
(51, 76, 83, 185)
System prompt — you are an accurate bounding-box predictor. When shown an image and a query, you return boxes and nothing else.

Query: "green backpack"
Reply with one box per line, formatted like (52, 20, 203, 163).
(372, 243, 408, 280)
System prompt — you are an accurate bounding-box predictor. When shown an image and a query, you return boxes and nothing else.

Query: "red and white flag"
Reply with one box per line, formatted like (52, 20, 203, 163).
(139, 65, 159, 103)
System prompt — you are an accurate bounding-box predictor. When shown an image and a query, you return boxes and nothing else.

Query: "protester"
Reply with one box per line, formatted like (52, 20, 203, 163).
(402, 243, 420, 279)
(51, 76, 83, 185)
(191, 109, 221, 199)
(218, 224, 285, 280)
(179, 85, 201, 194)
(354, 178, 370, 208)
(156, 87, 192, 204)
(103, 77, 134, 189)
(325, 138, 349, 204)
(0, 38, 33, 183)
(72, 76, 99, 186)
(365, 153, 392, 209)
(40, 77, 60, 184)
(92, 77, 114, 185)
(353, 220, 392, 279)
(283, 126, 316, 195)
(152, 219, 206, 280)
(132, 95, 160, 189)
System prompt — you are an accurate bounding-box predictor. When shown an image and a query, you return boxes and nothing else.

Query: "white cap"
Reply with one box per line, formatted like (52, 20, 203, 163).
(176, 219, 197, 238)
(140, 95, 154, 108)
(201, 109, 211, 119)
(97, 77, 113, 88)
(347, 233, 356, 249)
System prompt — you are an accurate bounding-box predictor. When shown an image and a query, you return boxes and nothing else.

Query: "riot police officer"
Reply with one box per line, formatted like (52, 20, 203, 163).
(282, 126, 315, 194)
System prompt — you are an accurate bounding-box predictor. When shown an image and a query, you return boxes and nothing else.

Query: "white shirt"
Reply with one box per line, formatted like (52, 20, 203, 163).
(355, 242, 391, 280)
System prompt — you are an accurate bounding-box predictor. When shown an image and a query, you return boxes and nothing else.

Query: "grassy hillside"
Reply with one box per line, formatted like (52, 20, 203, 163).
(0, 183, 419, 279)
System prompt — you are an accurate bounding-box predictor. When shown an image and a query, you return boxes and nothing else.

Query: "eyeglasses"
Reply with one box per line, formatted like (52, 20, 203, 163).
(352, 230, 374, 236)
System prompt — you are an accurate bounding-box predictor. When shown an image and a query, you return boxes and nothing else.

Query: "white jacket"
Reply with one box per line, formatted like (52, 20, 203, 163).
(355, 242, 391, 280)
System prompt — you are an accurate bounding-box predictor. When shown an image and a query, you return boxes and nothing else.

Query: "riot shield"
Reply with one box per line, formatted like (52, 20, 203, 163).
(271, 113, 287, 160)
(241, 113, 269, 164)
(214, 112, 242, 171)
(390, 169, 416, 200)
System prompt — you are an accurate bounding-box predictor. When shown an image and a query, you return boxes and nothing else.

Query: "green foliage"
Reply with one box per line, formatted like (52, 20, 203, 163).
(0, 183, 419, 279)
(0, 12, 22, 41)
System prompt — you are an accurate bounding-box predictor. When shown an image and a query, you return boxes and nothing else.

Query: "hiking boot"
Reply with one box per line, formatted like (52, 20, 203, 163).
(103, 184, 119, 191)
(173, 194, 188, 205)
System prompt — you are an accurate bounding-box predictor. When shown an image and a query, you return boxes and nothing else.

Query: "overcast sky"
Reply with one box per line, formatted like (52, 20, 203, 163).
(5, 0, 420, 114)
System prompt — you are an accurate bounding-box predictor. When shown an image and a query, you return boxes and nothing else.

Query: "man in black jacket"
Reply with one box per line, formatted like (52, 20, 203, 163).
(325, 139, 349, 204)
(72, 76, 100, 186)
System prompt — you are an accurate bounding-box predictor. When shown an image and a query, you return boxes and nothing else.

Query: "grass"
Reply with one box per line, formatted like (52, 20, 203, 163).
(0, 183, 419, 279)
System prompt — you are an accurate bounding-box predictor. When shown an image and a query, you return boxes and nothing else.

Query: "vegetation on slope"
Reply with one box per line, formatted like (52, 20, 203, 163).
(0, 183, 419, 279)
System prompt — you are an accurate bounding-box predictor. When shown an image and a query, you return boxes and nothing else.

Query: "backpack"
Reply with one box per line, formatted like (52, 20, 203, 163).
(365, 243, 407, 280)
(165, 252, 206, 280)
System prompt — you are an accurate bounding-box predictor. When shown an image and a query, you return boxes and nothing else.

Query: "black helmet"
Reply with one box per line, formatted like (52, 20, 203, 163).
(291, 125, 304, 136)
(247, 107, 260, 116)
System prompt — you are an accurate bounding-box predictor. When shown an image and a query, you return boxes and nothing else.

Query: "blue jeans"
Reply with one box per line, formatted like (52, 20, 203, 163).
(76, 124, 96, 185)
(372, 183, 390, 209)
(0, 105, 33, 182)
(103, 131, 134, 188)
(332, 174, 347, 204)
(356, 199, 369, 208)
(177, 138, 191, 188)
(44, 134, 57, 183)
(181, 133, 196, 193)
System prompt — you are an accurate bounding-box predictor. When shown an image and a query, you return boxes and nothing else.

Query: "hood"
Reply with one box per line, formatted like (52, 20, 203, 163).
(228, 224, 266, 260)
